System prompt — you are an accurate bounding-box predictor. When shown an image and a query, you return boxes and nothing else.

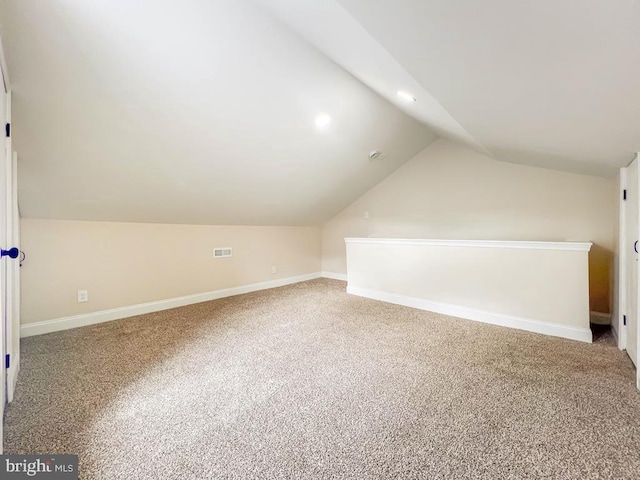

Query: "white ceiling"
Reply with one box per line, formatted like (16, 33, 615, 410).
(0, 0, 436, 224)
(265, 0, 639, 177)
(1, 0, 637, 225)
(253, 0, 487, 155)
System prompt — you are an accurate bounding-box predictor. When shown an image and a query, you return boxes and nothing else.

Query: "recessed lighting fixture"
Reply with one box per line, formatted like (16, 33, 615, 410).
(397, 90, 416, 102)
(315, 113, 331, 128)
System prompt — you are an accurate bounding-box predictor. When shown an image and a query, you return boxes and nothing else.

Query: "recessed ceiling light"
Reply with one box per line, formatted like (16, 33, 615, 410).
(397, 90, 416, 102)
(315, 113, 331, 128)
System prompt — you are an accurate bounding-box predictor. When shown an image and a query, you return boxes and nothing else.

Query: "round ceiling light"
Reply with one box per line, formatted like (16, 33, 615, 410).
(315, 113, 331, 128)
(397, 90, 416, 102)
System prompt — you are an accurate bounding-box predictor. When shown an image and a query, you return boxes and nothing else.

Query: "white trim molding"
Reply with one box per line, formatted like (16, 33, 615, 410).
(321, 271, 347, 281)
(344, 237, 593, 252)
(21, 272, 322, 338)
(347, 286, 593, 343)
(618, 166, 628, 351)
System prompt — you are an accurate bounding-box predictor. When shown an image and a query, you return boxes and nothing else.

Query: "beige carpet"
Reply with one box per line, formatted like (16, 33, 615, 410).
(5, 279, 640, 479)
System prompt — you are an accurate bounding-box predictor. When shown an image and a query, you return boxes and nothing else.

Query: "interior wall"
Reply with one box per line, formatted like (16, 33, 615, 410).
(345, 239, 592, 342)
(322, 139, 617, 314)
(21, 220, 321, 324)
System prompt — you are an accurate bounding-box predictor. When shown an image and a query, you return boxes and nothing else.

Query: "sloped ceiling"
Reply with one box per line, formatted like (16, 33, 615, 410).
(0, 0, 436, 225)
(2, 1, 637, 226)
(259, 0, 640, 177)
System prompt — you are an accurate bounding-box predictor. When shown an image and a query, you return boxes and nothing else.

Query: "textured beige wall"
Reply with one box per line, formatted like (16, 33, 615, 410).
(21, 220, 321, 324)
(323, 139, 616, 313)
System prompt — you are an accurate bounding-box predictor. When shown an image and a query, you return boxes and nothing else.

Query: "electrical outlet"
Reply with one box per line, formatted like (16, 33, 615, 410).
(271, 265, 277, 274)
(364, 210, 369, 219)
(77, 290, 88, 303)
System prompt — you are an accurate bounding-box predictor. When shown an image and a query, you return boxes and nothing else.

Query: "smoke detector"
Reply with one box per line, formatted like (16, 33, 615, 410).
(369, 150, 386, 161)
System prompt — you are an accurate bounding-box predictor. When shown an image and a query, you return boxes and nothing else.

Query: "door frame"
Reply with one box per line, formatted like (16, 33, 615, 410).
(618, 166, 628, 352)
(0, 32, 8, 454)
(6, 150, 19, 402)
(5, 129, 19, 402)
(618, 155, 640, 390)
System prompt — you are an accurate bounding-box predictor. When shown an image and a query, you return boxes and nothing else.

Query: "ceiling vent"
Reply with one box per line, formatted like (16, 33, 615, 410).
(369, 150, 386, 161)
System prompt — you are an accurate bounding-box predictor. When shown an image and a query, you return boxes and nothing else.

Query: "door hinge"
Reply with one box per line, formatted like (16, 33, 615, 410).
(623, 189, 627, 201)
(5, 354, 9, 369)
(4, 123, 9, 138)
(623, 315, 627, 326)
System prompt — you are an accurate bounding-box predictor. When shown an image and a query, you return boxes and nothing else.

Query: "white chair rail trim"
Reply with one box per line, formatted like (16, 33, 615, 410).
(344, 238, 592, 252)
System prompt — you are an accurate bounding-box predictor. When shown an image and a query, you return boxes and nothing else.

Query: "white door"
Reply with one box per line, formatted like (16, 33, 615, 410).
(0, 67, 6, 454)
(624, 156, 639, 377)
(5, 147, 19, 402)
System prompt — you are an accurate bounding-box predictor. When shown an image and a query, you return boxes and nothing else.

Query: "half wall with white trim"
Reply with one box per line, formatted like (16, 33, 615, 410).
(322, 139, 616, 315)
(345, 238, 593, 342)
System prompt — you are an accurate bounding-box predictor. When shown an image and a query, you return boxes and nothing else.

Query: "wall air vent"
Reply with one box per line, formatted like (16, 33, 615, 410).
(213, 247, 232, 258)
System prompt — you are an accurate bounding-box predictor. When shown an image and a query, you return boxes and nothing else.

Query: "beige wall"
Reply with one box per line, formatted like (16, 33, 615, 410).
(345, 239, 591, 341)
(323, 139, 617, 313)
(21, 220, 321, 324)
(21, 139, 617, 325)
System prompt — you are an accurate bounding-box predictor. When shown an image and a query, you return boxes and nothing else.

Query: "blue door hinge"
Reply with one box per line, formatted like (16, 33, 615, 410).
(5, 354, 9, 369)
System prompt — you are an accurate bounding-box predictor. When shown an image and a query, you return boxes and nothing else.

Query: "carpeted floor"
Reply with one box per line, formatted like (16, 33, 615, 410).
(5, 279, 640, 479)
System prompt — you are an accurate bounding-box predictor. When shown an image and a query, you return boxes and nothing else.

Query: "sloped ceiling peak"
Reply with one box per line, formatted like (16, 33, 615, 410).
(258, 0, 640, 177)
(253, 0, 485, 154)
(335, 0, 640, 176)
(0, 0, 436, 225)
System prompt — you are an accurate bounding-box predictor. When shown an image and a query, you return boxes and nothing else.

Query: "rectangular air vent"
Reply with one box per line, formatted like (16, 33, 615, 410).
(213, 247, 232, 258)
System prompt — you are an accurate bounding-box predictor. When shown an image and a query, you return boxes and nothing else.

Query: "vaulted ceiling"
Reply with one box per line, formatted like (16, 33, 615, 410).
(0, 0, 638, 225)
(0, 0, 436, 224)
(259, 0, 640, 177)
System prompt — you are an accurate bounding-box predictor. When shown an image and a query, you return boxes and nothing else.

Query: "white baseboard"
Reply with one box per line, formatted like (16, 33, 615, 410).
(21, 272, 322, 338)
(321, 271, 347, 281)
(589, 311, 611, 325)
(347, 286, 593, 343)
